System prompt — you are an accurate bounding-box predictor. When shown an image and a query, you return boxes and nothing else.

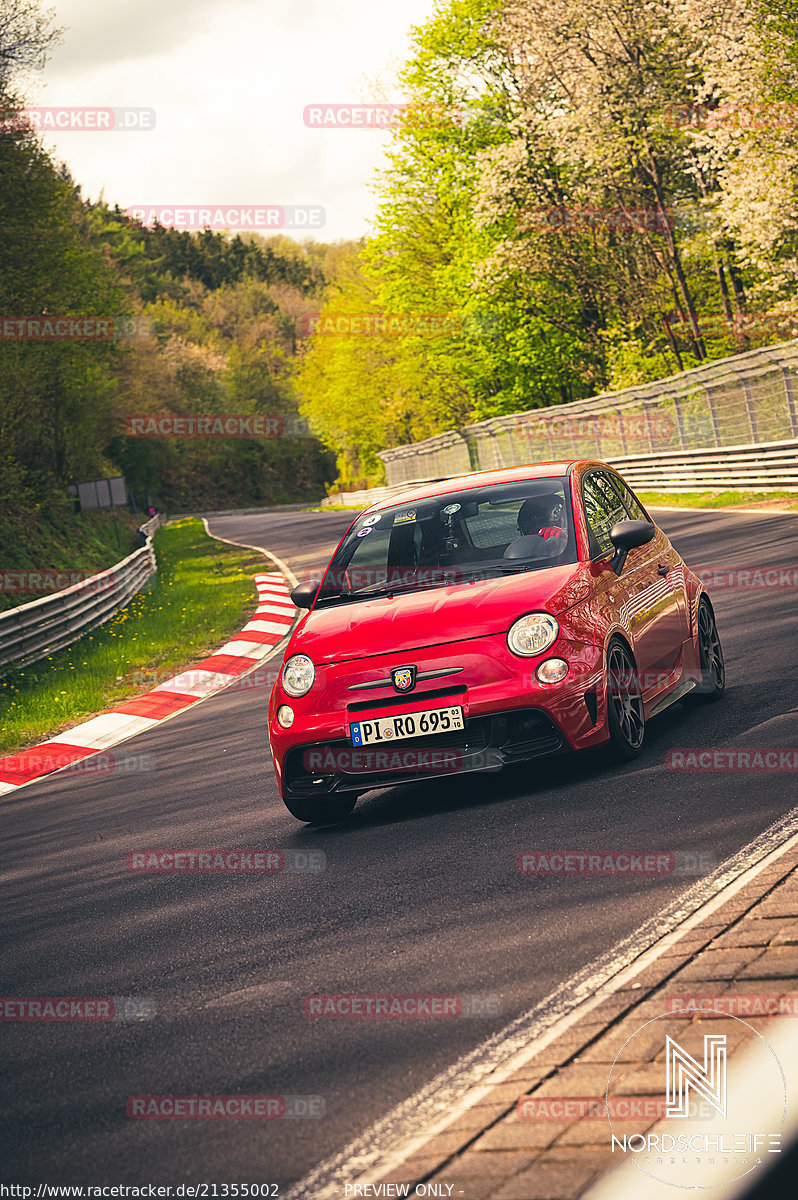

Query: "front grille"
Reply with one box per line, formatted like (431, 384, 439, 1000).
(501, 708, 564, 760)
(347, 685, 467, 713)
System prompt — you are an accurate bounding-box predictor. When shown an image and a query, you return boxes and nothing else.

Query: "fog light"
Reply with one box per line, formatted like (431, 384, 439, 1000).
(537, 657, 568, 684)
(277, 704, 295, 728)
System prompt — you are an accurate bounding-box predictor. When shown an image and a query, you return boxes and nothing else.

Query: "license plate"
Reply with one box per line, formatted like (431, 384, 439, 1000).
(350, 706, 464, 746)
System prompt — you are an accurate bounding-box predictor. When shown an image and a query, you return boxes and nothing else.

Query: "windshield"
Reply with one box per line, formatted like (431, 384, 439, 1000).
(316, 478, 577, 604)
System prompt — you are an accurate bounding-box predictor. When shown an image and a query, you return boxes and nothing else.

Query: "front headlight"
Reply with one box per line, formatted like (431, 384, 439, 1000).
(282, 654, 315, 697)
(507, 613, 559, 658)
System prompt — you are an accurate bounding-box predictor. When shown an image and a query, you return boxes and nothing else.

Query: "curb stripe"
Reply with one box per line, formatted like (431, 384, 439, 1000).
(245, 619, 296, 636)
(0, 570, 297, 797)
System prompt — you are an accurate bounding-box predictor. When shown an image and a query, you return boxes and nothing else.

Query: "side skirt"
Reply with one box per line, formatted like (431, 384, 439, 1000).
(647, 676, 697, 718)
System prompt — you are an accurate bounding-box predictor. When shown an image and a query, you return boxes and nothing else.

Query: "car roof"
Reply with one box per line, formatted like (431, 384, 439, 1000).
(365, 461, 588, 512)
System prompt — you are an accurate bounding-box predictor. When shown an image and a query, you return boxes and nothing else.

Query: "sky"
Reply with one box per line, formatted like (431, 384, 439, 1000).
(28, 0, 439, 241)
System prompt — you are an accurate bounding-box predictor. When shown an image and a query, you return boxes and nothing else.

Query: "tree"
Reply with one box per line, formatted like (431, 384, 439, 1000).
(0, 0, 61, 87)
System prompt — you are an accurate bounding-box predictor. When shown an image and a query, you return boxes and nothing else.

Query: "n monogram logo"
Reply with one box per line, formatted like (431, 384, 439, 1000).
(666, 1034, 727, 1118)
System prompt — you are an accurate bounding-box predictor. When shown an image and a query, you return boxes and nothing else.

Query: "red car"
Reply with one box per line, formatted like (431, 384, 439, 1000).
(268, 461, 725, 824)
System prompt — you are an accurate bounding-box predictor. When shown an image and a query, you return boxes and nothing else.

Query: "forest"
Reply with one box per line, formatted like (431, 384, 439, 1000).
(0, 0, 338, 520)
(294, 0, 798, 487)
(3, 0, 798, 510)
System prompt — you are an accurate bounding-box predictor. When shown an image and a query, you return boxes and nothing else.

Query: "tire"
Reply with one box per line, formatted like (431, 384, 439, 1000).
(604, 638, 646, 760)
(282, 793, 357, 825)
(694, 598, 725, 702)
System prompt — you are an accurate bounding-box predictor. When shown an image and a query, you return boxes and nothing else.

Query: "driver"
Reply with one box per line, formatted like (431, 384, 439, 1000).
(517, 494, 566, 540)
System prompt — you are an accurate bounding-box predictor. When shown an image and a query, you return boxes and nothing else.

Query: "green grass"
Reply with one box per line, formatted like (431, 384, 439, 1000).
(0, 519, 270, 756)
(302, 504, 365, 512)
(0, 506, 142, 613)
(637, 489, 798, 509)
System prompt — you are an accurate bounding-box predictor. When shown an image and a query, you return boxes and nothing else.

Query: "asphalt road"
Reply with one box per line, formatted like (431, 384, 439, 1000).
(1, 505, 797, 1190)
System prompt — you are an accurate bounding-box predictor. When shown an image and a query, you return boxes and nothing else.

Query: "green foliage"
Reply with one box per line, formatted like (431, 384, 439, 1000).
(0, 504, 141, 611)
(295, 0, 798, 484)
(0, 111, 130, 510)
(0, 93, 336, 515)
(0, 519, 270, 752)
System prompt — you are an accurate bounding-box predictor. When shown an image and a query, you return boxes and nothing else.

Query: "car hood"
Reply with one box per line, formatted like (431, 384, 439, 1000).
(292, 563, 592, 664)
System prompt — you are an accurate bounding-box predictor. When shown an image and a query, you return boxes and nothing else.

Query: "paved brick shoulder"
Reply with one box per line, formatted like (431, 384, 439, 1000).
(0, 572, 296, 796)
(366, 844, 798, 1200)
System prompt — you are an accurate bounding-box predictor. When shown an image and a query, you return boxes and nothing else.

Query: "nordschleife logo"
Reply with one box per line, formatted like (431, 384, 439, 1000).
(666, 1033, 727, 1118)
(605, 1010, 785, 1189)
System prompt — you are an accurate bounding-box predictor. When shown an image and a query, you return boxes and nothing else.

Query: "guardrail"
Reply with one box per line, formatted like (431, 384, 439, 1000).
(0, 514, 164, 675)
(377, 340, 798, 491)
(324, 439, 798, 508)
(612, 438, 798, 491)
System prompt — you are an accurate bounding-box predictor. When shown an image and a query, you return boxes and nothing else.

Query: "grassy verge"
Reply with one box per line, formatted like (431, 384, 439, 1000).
(0, 505, 142, 613)
(302, 504, 365, 512)
(0, 519, 272, 756)
(637, 489, 798, 510)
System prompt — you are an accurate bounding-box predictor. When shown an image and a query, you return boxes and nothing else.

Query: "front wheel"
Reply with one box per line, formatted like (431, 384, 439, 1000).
(693, 598, 725, 702)
(605, 639, 646, 760)
(282, 793, 357, 825)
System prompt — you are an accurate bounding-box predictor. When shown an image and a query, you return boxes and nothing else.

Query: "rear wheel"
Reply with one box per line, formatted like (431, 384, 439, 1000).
(282, 793, 357, 825)
(694, 598, 725, 701)
(605, 639, 646, 760)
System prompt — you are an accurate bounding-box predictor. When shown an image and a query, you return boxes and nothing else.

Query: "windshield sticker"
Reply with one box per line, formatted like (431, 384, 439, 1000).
(394, 509, 416, 525)
(361, 514, 381, 526)
(442, 503, 461, 515)
(356, 527, 372, 537)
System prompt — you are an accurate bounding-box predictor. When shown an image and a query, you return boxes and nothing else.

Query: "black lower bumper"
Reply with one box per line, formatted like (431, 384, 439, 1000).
(283, 708, 565, 800)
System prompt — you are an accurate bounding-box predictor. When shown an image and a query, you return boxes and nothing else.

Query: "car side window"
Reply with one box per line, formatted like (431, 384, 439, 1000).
(607, 473, 649, 521)
(582, 472, 628, 559)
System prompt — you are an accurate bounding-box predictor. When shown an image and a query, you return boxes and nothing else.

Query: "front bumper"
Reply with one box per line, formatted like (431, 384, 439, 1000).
(269, 631, 609, 799)
(282, 707, 566, 799)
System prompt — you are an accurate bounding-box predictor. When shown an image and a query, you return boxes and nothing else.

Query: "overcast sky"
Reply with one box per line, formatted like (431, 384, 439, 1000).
(30, 0, 438, 241)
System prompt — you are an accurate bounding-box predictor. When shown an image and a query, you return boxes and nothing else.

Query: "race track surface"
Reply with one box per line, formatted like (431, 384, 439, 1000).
(1, 506, 796, 1188)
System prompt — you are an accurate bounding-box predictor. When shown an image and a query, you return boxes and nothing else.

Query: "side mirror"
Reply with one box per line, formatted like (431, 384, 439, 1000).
(290, 582, 319, 609)
(608, 520, 656, 576)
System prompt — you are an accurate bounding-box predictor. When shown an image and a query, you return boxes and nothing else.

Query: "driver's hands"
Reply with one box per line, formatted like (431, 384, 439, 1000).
(539, 526, 565, 540)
